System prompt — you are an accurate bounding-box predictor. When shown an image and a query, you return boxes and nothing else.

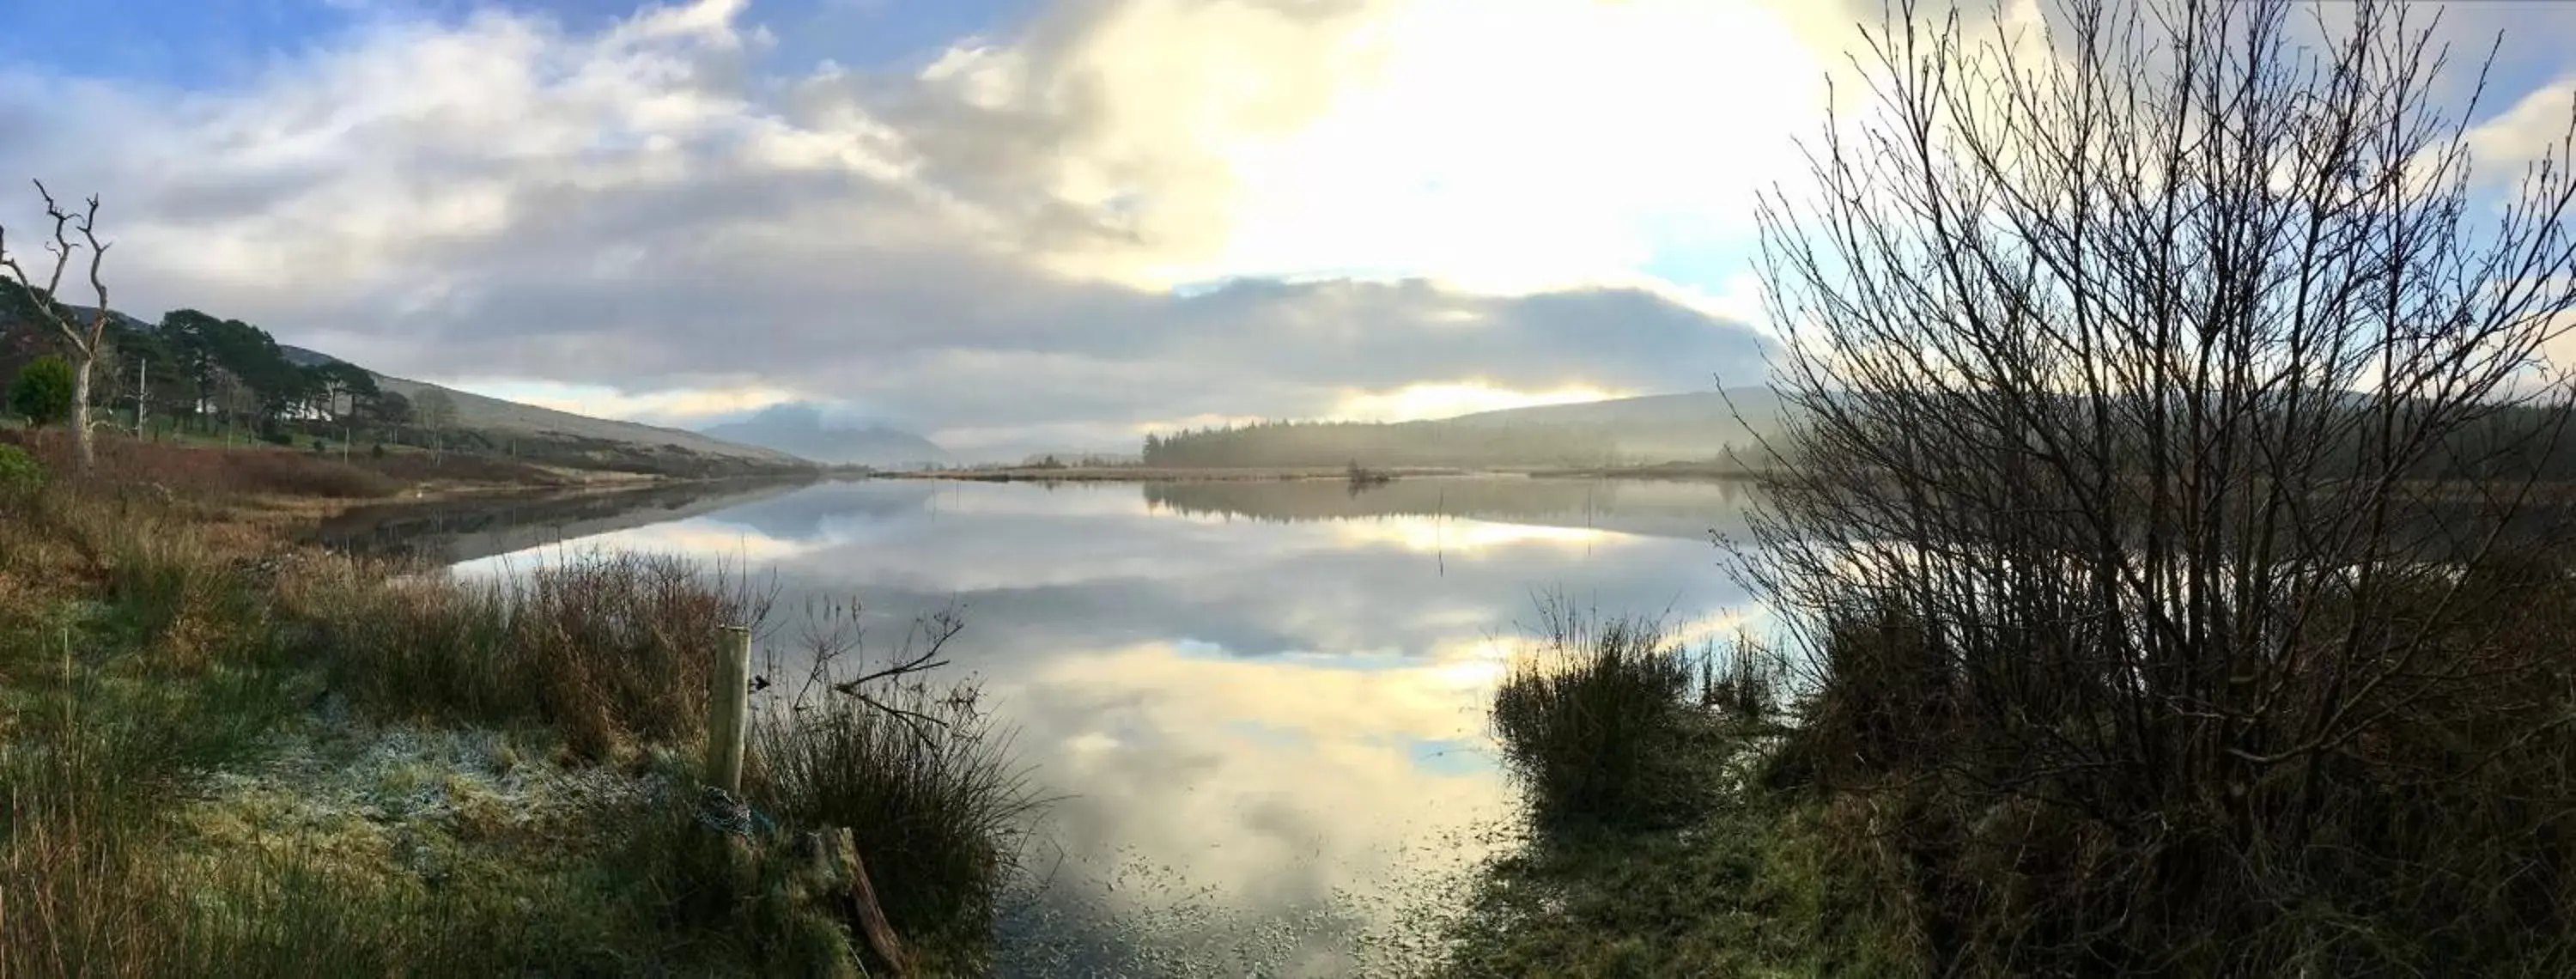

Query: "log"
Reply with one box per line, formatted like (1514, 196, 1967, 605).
(817, 826, 909, 976)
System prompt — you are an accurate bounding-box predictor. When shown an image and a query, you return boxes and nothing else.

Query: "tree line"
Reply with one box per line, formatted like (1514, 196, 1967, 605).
(1140, 418, 1623, 468)
(2, 277, 444, 448)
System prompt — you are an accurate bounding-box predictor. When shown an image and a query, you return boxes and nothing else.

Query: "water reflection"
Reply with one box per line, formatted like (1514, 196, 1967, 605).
(432, 477, 1759, 975)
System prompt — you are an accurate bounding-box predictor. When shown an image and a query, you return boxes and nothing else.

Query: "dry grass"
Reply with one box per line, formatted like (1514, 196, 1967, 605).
(3, 429, 402, 500)
(288, 549, 770, 761)
(0, 452, 1024, 976)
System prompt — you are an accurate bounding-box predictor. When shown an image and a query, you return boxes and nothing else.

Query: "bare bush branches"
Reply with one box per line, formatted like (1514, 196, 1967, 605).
(1741, 0, 2576, 970)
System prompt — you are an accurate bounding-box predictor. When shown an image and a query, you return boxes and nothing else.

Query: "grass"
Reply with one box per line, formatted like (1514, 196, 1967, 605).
(3, 428, 403, 500)
(1491, 601, 1711, 830)
(289, 549, 767, 761)
(748, 605, 1049, 974)
(0, 435, 1037, 976)
(1453, 604, 1886, 977)
(1452, 570, 2576, 976)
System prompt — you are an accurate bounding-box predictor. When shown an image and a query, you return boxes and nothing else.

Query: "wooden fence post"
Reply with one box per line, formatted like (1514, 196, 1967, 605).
(708, 624, 752, 794)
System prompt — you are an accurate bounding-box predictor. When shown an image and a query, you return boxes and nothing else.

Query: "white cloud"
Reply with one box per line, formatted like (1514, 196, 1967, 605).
(1324, 380, 1629, 423)
(0, 0, 1871, 454)
(447, 377, 801, 427)
(930, 0, 1844, 295)
(2468, 76, 2576, 182)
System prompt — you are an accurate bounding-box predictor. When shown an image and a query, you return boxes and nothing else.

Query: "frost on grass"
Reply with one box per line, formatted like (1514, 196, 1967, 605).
(173, 701, 679, 897)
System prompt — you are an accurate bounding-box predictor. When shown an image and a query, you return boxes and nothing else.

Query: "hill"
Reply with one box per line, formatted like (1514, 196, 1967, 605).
(270, 349, 797, 467)
(1441, 390, 1788, 459)
(0, 292, 810, 477)
(698, 403, 947, 468)
(1140, 388, 1788, 469)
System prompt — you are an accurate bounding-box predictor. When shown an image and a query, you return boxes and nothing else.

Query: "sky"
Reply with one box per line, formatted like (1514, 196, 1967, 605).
(0, 0, 2571, 458)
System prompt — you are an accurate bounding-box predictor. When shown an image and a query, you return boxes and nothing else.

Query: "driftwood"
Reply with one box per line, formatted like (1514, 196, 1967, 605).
(808, 827, 908, 976)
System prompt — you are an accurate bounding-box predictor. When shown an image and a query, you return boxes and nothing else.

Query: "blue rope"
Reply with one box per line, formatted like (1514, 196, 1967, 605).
(696, 785, 777, 838)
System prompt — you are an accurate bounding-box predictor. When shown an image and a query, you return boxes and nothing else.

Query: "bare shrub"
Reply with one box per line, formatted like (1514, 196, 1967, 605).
(1741, 0, 2576, 973)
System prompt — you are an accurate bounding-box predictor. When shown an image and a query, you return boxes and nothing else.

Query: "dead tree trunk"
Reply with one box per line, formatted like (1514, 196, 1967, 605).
(0, 179, 113, 471)
(70, 355, 94, 462)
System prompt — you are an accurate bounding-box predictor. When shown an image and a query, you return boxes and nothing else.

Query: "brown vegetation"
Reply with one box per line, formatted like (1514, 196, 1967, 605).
(0, 435, 1033, 976)
(3, 428, 403, 500)
(1733, 0, 2576, 973)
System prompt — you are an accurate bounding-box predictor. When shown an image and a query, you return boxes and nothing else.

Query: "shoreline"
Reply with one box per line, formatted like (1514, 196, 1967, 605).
(882, 464, 1771, 483)
(881, 465, 1475, 483)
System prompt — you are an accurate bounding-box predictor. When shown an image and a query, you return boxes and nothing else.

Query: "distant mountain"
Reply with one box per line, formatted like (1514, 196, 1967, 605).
(1143, 388, 1789, 469)
(700, 403, 949, 468)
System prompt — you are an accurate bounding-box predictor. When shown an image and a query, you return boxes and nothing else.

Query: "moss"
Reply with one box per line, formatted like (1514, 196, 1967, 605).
(1439, 729, 1914, 979)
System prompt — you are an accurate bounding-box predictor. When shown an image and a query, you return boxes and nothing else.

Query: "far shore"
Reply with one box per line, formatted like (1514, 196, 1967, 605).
(877, 465, 1470, 483)
(879, 463, 1772, 483)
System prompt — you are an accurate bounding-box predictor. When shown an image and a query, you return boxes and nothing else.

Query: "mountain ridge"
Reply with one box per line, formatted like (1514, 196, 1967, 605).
(698, 403, 949, 468)
(1140, 388, 1788, 468)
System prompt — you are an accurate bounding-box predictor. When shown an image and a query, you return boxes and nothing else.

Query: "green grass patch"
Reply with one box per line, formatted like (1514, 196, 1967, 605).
(1438, 735, 1916, 979)
(1, 472, 1032, 976)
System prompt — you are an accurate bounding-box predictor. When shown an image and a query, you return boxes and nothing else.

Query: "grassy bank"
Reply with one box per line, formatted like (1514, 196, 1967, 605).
(1517, 460, 1774, 482)
(1448, 580, 2576, 977)
(1440, 610, 1871, 977)
(885, 465, 1473, 483)
(0, 435, 1035, 976)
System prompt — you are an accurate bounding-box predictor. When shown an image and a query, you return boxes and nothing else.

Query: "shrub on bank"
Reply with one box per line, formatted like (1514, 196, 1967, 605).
(1760, 576, 2576, 976)
(1492, 603, 1710, 830)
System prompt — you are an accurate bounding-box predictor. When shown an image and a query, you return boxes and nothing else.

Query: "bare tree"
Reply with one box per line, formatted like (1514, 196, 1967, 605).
(1740, 0, 2576, 969)
(414, 387, 458, 464)
(0, 181, 113, 469)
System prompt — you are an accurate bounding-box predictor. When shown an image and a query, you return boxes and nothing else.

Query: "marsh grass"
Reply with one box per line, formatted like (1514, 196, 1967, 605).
(1492, 599, 1713, 830)
(1, 447, 1028, 976)
(292, 548, 775, 760)
(1692, 556, 2576, 976)
(1454, 602, 1885, 977)
(750, 603, 1049, 971)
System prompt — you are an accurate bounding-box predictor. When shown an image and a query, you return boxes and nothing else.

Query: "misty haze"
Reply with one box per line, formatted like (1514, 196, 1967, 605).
(5, 1, 2576, 976)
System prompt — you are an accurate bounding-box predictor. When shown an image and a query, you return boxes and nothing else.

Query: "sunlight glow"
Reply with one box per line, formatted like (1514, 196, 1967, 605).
(435, 378, 800, 427)
(450, 521, 816, 578)
(1011, 0, 1838, 297)
(1330, 515, 1624, 554)
(1326, 381, 1627, 423)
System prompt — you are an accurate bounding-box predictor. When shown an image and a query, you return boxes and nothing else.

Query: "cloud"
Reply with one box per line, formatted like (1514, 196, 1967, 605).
(9, 1, 2566, 455)
(0, 0, 1926, 456)
(2467, 77, 2576, 183)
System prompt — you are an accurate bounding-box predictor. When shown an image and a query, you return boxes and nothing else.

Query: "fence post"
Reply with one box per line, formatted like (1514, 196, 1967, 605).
(708, 624, 752, 794)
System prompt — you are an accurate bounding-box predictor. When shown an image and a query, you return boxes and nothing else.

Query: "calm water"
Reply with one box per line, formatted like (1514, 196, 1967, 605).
(326, 475, 1763, 976)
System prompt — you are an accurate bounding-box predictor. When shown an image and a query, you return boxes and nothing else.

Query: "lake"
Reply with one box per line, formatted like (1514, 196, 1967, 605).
(321, 475, 1765, 976)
